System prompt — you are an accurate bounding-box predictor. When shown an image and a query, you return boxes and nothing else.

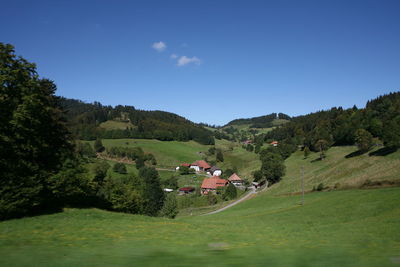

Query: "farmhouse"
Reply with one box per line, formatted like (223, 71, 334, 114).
(190, 160, 211, 172)
(201, 176, 228, 195)
(208, 166, 222, 176)
(228, 173, 243, 186)
(270, 141, 279, 147)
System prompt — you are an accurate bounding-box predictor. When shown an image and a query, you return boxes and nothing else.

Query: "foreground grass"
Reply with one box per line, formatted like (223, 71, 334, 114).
(1, 187, 399, 266)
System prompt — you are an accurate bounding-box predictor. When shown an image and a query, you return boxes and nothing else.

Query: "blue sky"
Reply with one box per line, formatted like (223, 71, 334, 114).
(1, 0, 399, 125)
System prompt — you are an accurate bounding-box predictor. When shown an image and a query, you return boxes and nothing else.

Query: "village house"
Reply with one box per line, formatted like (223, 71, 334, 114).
(190, 160, 211, 172)
(228, 173, 243, 186)
(201, 176, 228, 195)
(208, 166, 222, 176)
(270, 141, 279, 147)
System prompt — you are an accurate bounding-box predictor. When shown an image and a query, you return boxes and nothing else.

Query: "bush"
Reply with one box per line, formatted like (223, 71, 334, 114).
(160, 193, 178, 219)
(113, 162, 127, 174)
(207, 194, 218, 205)
(223, 183, 237, 200)
(316, 183, 324, 191)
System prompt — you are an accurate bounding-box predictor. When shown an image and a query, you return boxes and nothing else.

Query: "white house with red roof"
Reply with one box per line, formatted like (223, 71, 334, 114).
(190, 160, 211, 172)
(228, 173, 243, 186)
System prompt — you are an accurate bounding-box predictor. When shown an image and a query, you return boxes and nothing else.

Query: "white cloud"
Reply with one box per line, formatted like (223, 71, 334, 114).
(170, 54, 178, 59)
(177, 56, 201, 66)
(152, 41, 166, 52)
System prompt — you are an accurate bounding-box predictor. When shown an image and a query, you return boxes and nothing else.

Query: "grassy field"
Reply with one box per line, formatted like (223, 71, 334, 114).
(1, 187, 399, 266)
(268, 146, 400, 196)
(91, 139, 211, 168)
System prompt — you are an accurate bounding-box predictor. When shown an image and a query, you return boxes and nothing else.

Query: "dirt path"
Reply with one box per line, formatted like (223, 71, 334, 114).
(203, 187, 257, 215)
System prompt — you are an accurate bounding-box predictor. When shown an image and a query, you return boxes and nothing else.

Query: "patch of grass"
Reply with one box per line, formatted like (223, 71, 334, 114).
(99, 120, 135, 130)
(1, 188, 399, 266)
(268, 146, 400, 195)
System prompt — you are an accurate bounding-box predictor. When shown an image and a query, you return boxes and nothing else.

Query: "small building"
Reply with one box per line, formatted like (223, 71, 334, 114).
(270, 141, 279, 147)
(243, 140, 253, 145)
(179, 187, 195, 194)
(190, 160, 211, 172)
(201, 176, 228, 195)
(208, 166, 222, 176)
(228, 173, 243, 186)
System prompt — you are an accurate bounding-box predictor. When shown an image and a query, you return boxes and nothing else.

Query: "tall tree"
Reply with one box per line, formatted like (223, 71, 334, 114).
(354, 129, 374, 152)
(0, 43, 74, 219)
(94, 138, 105, 153)
(216, 149, 224, 162)
(160, 193, 178, 219)
(260, 152, 285, 184)
(139, 167, 164, 216)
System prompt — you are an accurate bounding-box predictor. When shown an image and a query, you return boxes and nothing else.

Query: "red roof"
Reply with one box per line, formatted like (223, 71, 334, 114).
(201, 176, 228, 189)
(228, 173, 242, 181)
(180, 163, 190, 167)
(191, 160, 211, 169)
(271, 141, 279, 144)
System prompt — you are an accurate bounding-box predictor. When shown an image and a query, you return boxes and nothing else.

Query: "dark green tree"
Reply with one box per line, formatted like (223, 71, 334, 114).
(354, 129, 373, 152)
(0, 43, 74, 219)
(135, 157, 145, 169)
(93, 161, 110, 184)
(260, 152, 285, 184)
(223, 183, 237, 200)
(94, 138, 105, 153)
(216, 149, 224, 162)
(139, 167, 165, 216)
(113, 162, 127, 174)
(253, 170, 263, 182)
(160, 193, 178, 219)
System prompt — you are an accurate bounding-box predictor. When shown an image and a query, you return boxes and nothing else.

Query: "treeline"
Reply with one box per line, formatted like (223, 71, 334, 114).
(61, 98, 215, 145)
(225, 113, 291, 128)
(0, 43, 176, 220)
(265, 92, 400, 152)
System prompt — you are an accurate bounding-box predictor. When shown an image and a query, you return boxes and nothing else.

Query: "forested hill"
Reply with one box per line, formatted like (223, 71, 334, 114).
(264, 92, 400, 150)
(60, 98, 215, 145)
(225, 113, 291, 128)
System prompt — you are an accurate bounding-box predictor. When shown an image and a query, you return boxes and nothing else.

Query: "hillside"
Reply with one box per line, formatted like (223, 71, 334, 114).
(1, 187, 399, 266)
(61, 98, 214, 145)
(225, 112, 291, 128)
(89, 138, 261, 179)
(268, 145, 400, 196)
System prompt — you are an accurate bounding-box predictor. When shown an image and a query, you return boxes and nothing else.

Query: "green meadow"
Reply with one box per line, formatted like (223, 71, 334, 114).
(269, 146, 400, 196)
(0, 187, 399, 266)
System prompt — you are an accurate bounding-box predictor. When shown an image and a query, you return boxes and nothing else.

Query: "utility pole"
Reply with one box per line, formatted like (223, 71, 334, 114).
(301, 166, 304, 205)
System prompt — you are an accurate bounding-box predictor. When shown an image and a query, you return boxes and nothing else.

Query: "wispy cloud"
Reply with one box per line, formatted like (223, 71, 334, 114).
(177, 56, 201, 66)
(170, 54, 178, 59)
(152, 41, 166, 52)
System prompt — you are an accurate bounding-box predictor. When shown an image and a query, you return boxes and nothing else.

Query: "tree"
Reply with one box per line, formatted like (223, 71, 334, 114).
(315, 139, 329, 160)
(207, 193, 218, 205)
(0, 43, 74, 219)
(253, 170, 263, 182)
(160, 193, 178, 219)
(139, 167, 165, 216)
(94, 138, 105, 153)
(77, 142, 96, 158)
(216, 149, 224, 162)
(93, 161, 110, 184)
(303, 146, 310, 159)
(223, 183, 237, 200)
(113, 162, 127, 174)
(135, 157, 145, 169)
(354, 129, 373, 152)
(260, 152, 285, 184)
